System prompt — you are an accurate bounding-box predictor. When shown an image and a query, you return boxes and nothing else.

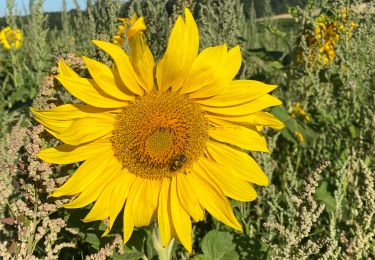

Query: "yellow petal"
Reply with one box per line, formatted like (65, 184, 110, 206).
(180, 44, 227, 94)
(196, 80, 277, 107)
(43, 128, 60, 138)
(209, 125, 269, 152)
(82, 56, 135, 101)
(130, 177, 161, 227)
(107, 171, 136, 230)
(188, 170, 242, 231)
(208, 111, 284, 130)
(57, 117, 114, 145)
(201, 94, 282, 116)
(55, 75, 127, 108)
(156, 9, 199, 92)
(63, 156, 122, 208)
(187, 45, 242, 99)
(32, 116, 71, 136)
(37, 140, 112, 164)
(196, 157, 257, 201)
(129, 33, 154, 92)
(83, 173, 122, 222)
(206, 141, 269, 186)
(52, 149, 113, 197)
(30, 105, 116, 139)
(170, 177, 192, 252)
(30, 104, 115, 139)
(225, 45, 242, 81)
(30, 104, 115, 121)
(92, 40, 144, 96)
(176, 173, 204, 222)
(246, 112, 284, 129)
(111, 69, 136, 96)
(158, 178, 172, 246)
(58, 60, 79, 78)
(127, 15, 147, 40)
(123, 196, 135, 244)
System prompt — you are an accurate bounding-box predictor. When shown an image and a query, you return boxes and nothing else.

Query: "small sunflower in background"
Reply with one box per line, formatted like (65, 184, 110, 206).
(31, 9, 283, 252)
(0, 26, 23, 49)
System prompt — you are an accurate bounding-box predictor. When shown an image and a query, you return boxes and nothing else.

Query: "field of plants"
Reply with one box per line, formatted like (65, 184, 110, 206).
(0, 0, 374, 259)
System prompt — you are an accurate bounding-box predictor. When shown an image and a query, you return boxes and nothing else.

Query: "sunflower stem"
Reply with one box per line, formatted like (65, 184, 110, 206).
(152, 224, 174, 260)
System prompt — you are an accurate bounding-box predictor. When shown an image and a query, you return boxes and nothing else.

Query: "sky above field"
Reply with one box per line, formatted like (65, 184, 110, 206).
(0, 0, 87, 17)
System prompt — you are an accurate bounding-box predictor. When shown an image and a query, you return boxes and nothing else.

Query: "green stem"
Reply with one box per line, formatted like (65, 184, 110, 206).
(152, 224, 175, 260)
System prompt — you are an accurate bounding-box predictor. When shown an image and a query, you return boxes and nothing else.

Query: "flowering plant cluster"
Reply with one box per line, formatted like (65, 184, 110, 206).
(301, 9, 356, 65)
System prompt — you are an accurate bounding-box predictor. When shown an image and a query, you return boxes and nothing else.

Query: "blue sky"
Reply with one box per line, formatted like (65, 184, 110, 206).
(0, 0, 87, 17)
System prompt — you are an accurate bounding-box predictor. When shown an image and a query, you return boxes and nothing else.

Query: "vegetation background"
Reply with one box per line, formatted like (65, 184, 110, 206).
(0, 0, 373, 259)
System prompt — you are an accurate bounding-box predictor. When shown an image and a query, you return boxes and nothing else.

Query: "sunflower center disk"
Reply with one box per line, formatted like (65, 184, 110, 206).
(111, 91, 208, 179)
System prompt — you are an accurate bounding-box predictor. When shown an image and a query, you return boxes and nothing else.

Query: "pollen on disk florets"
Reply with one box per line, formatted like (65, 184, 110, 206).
(111, 91, 208, 179)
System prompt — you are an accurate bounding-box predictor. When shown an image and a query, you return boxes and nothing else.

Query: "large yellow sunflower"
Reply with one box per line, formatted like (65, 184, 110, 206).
(31, 9, 283, 252)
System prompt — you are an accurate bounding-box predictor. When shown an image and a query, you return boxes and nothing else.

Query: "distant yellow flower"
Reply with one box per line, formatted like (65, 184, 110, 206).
(113, 14, 146, 46)
(0, 26, 22, 49)
(306, 15, 339, 65)
(31, 9, 283, 252)
(294, 131, 304, 143)
(291, 102, 311, 122)
(301, 9, 356, 66)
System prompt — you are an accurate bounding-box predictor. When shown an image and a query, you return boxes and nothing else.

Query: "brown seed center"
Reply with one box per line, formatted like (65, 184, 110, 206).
(111, 91, 208, 179)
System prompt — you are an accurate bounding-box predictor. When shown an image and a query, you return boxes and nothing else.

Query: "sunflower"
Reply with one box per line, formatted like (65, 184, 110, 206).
(0, 26, 23, 49)
(31, 9, 283, 251)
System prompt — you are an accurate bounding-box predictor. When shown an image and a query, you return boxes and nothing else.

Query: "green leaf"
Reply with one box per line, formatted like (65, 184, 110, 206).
(260, 241, 270, 252)
(85, 233, 100, 250)
(270, 61, 284, 69)
(349, 125, 358, 138)
(315, 181, 336, 213)
(196, 231, 239, 260)
(271, 106, 289, 122)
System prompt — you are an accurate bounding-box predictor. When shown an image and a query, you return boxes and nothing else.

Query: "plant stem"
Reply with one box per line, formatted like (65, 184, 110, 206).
(152, 224, 175, 260)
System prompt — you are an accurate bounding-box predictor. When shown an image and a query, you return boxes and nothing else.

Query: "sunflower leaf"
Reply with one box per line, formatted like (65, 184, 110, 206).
(195, 231, 239, 260)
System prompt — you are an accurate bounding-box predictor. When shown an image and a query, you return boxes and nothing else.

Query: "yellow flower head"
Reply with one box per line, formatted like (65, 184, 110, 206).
(113, 14, 146, 46)
(31, 9, 284, 251)
(0, 26, 23, 49)
(292, 102, 311, 122)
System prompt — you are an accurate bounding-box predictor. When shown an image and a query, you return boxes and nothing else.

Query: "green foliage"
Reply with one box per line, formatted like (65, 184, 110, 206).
(195, 231, 239, 260)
